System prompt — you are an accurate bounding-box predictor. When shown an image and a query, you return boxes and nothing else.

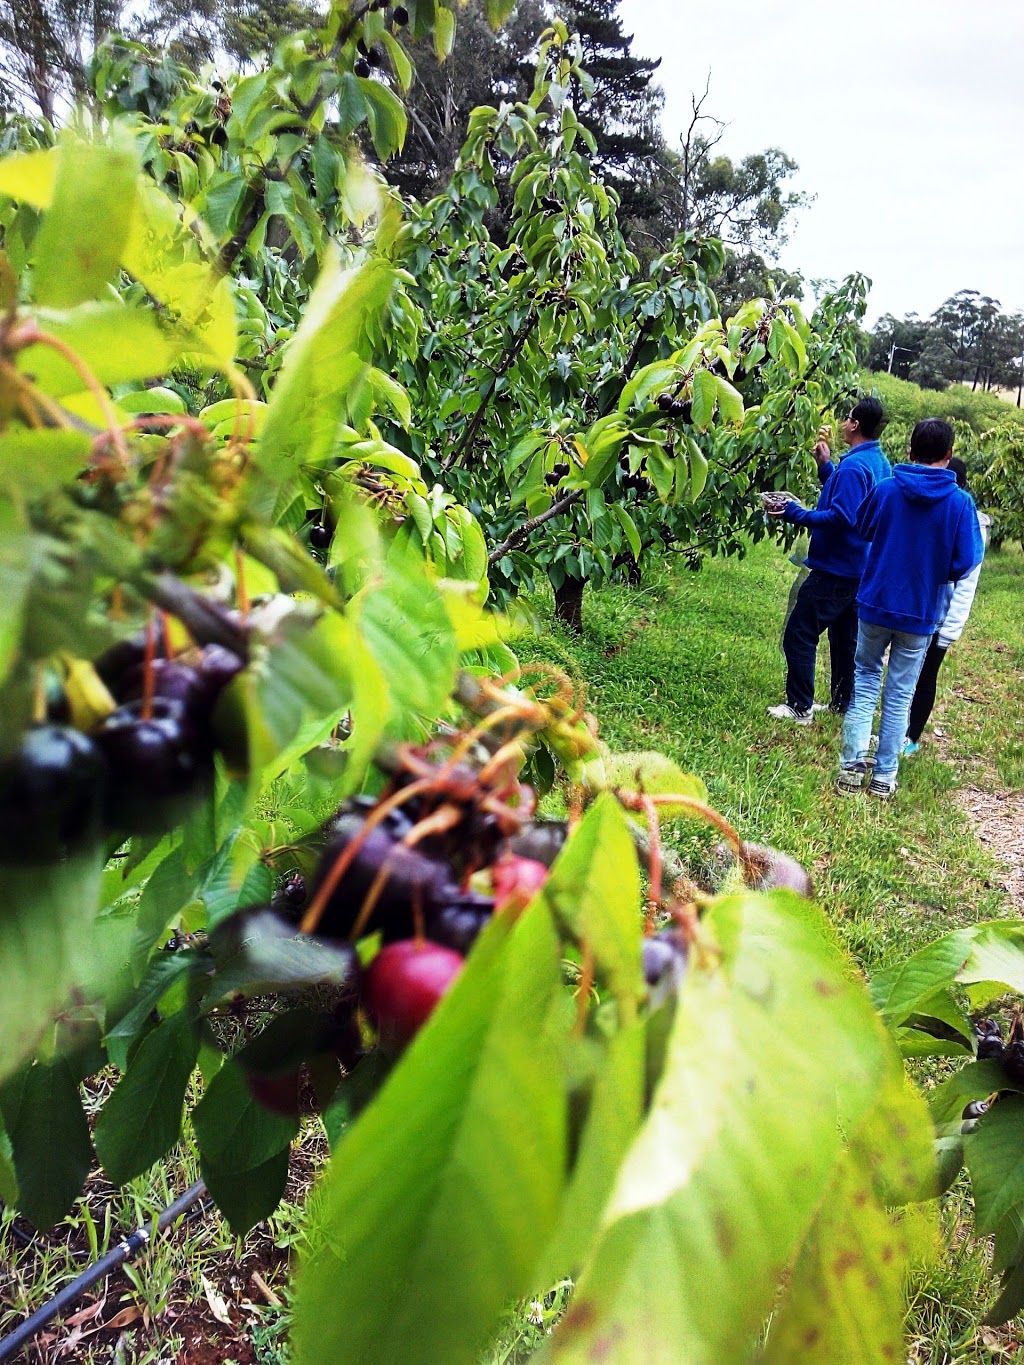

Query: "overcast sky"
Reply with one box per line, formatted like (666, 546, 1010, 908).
(617, 0, 1023, 325)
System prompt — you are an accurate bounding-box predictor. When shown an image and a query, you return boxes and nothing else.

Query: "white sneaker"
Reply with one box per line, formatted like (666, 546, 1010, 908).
(811, 702, 831, 713)
(767, 703, 814, 725)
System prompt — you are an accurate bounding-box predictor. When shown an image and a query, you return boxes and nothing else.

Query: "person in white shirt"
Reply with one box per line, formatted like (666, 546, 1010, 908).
(904, 457, 991, 755)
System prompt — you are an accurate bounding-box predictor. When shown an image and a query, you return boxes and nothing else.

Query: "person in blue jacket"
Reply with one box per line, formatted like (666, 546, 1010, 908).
(837, 419, 984, 799)
(766, 396, 891, 722)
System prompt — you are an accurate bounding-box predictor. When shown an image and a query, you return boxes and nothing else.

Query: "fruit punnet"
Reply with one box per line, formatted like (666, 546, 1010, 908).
(0, 724, 107, 863)
(365, 939, 464, 1049)
(94, 697, 214, 835)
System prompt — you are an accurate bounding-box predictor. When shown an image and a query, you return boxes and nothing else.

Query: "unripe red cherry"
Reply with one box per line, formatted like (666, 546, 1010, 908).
(364, 940, 463, 1050)
(491, 853, 548, 914)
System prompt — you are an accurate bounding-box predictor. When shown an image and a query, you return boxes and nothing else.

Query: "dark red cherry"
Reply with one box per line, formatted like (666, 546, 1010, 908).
(118, 658, 208, 711)
(311, 810, 455, 941)
(0, 725, 107, 863)
(427, 891, 494, 954)
(392, 4, 409, 24)
(198, 644, 243, 699)
(365, 940, 463, 1050)
(309, 521, 332, 551)
(354, 57, 371, 77)
(642, 930, 687, 1006)
(94, 698, 213, 835)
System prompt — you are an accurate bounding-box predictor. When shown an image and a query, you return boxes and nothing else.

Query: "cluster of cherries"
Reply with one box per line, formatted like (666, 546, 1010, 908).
(0, 631, 243, 863)
(230, 764, 704, 1114)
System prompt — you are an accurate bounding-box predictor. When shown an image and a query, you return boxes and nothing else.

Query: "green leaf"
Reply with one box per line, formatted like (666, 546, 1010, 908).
(612, 504, 641, 559)
(104, 951, 195, 1070)
(869, 929, 974, 1024)
(0, 849, 104, 1087)
(201, 1146, 290, 1236)
(359, 544, 458, 722)
(192, 1059, 298, 1172)
(539, 1021, 646, 1281)
(966, 1096, 1024, 1235)
(432, 4, 456, 58)
(250, 253, 393, 515)
(541, 792, 643, 1012)
(361, 80, 408, 160)
(32, 133, 140, 308)
(94, 1013, 199, 1186)
(714, 375, 743, 426)
(204, 909, 360, 1003)
(0, 1058, 92, 1229)
(293, 905, 568, 1365)
(688, 441, 709, 501)
(690, 368, 718, 429)
(483, 0, 518, 24)
(16, 303, 178, 396)
(0, 430, 92, 495)
(602, 752, 708, 810)
(0, 1116, 18, 1205)
(541, 892, 931, 1365)
(0, 526, 43, 687)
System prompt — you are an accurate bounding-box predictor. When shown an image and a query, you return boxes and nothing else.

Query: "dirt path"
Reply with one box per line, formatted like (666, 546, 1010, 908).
(955, 783, 1024, 912)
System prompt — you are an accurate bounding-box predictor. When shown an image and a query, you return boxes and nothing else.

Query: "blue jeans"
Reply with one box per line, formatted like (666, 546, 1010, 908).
(841, 622, 931, 779)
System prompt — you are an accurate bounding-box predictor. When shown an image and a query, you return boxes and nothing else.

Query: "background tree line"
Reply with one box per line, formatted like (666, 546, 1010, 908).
(0, 0, 809, 309)
(867, 289, 1024, 402)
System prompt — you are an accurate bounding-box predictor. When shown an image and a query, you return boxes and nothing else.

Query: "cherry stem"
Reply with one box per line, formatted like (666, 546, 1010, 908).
(630, 792, 744, 858)
(160, 611, 174, 660)
(14, 326, 130, 467)
(235, 546, 251, 618)
(573, 939, 595, 1038)
(32, 665, 47, 725)
(141, 614, 157, 722)
(639, 794, 662, 930)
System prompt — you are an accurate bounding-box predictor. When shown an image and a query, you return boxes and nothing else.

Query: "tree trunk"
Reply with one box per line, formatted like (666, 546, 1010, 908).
(553, 575, 585, 633)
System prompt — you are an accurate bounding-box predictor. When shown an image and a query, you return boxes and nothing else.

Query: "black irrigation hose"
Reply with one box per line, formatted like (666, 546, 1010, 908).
(0, 1181, 209, 1363)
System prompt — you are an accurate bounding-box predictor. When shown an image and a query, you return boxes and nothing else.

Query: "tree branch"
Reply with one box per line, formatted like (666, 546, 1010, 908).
(441, 308, 539, 472)
(487, 488, 584, 566)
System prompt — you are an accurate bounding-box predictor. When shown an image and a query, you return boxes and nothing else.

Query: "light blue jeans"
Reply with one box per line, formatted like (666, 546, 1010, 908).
(841, 622, 931, 780)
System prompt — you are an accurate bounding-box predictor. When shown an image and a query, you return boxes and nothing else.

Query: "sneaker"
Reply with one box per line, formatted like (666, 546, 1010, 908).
(902, 739, 920, 757)
(836, 763, 867, 795)
(868, 775, 898, 800)
(811, 702, 831, 713)
(767, 703, 814, 725)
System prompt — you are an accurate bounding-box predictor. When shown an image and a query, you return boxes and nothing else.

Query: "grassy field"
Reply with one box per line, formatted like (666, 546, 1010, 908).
(2, 539, 1022, 1364)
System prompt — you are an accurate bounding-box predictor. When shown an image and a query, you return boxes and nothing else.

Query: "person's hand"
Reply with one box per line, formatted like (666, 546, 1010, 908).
(761, 491, 801, 518)
(813, 440, 831, 466)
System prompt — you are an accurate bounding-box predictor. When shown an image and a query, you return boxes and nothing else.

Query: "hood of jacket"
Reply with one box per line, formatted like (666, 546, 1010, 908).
(892, 463, 960, 506)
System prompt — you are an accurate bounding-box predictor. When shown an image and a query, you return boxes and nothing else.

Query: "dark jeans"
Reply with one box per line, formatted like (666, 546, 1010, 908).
(782, 569, 860, 713)
(907, 635, 948, 742)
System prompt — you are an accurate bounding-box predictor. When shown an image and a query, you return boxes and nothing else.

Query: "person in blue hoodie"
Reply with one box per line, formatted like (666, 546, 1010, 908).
(766, 396, 891, 723)
(837, 419, 984, 799)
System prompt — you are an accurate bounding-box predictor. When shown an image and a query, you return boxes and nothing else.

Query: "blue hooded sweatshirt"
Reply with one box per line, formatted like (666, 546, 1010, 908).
(781, 439, 891, 579)
(855, 464, 984, 634)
